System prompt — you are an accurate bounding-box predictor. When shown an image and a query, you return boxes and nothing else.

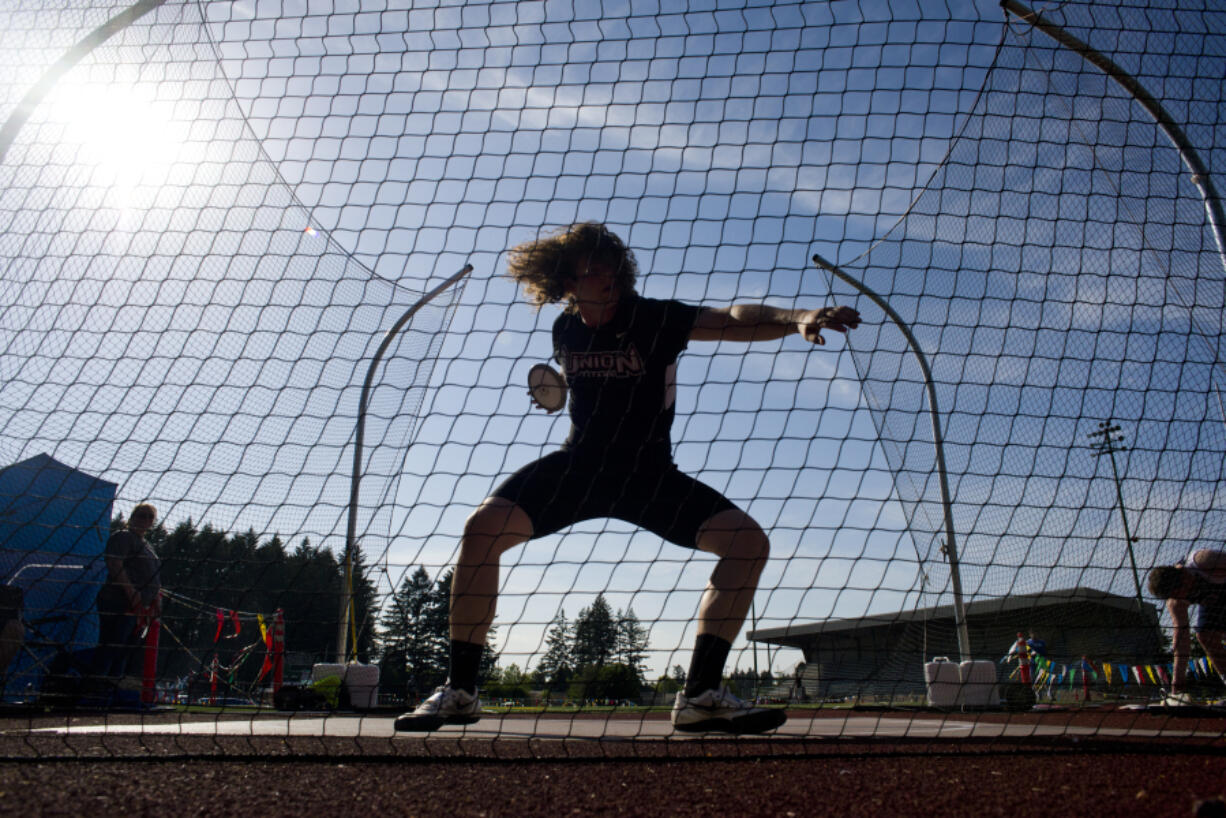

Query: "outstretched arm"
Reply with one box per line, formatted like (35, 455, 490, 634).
(690, 304, 861, 345)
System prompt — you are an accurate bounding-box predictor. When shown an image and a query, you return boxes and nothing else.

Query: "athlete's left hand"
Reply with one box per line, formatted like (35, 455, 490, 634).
(799, 305, 861, 345)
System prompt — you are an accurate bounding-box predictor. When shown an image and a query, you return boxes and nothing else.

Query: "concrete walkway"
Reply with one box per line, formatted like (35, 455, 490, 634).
(32, 711, 1226, 741)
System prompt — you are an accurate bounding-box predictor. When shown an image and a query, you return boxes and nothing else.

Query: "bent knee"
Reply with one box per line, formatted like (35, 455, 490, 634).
(696, 509, 769, 561)
(462, 499, 533, 550)
(738, 526, 770, 563)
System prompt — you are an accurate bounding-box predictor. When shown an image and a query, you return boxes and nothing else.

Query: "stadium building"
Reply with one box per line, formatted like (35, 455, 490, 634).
(749, 588, 1164, 701)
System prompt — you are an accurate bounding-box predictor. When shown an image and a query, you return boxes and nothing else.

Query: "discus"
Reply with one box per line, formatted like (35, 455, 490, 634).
(527, 363, 566, 412)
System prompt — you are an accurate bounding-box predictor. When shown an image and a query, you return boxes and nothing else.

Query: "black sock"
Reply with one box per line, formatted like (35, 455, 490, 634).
(684, 634, 731, 697)
(448, 639, 484, 694)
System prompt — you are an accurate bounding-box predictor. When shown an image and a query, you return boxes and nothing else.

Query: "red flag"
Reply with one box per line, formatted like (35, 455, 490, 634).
(214, 609, 224, 643)
(256, 612, 274, 680)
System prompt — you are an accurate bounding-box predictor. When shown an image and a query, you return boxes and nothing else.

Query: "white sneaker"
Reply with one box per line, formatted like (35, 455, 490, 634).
(1162, 691, 1196, 708)
(394, 686, 481, 732)
(671, 687, 786, 734)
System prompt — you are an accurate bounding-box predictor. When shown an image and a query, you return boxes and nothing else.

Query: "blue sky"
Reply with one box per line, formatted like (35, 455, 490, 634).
(0, 0, 1223, 676)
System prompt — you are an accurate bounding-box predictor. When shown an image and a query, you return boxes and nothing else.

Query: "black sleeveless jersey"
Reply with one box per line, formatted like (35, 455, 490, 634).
(552, 294, 701, 463)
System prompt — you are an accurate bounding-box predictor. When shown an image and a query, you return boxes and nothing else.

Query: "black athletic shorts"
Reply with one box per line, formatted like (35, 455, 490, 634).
(490, 449, 739, 549)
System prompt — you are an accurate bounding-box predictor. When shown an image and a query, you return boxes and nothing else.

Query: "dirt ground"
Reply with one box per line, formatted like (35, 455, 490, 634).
(0, 707, 1223, 817)
(0, 748, 1223, 817)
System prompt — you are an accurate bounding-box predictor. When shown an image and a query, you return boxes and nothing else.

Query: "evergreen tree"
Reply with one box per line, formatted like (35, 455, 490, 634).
(533, 612, 574, 690)
(654, 663, 687, 695)
(157, 523, 348, 687)
(126, 508, 505, 698)
(572, 594, 617, 669)
(568, 662, 642, 702)
(378, 566, 446, 698)
(429, 568, 500, 685)
(425, 567, 452, 653)
(280, 538, 344, 661)
(614, 606, 649, 680)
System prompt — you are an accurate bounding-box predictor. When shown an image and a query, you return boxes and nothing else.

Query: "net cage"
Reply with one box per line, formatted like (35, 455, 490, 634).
(0, 0, 1223, 753)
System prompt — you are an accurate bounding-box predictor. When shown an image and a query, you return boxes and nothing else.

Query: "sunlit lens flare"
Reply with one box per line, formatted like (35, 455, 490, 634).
(42, 80, 186, 204)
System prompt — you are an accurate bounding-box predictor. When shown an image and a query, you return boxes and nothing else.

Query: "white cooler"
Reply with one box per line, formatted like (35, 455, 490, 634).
(957, 660, 998, 708)
(311, 662, 381, 710)
(924, 657, 960, 708)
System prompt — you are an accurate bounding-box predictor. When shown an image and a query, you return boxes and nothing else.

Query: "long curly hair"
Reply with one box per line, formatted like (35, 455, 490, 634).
(506, 222, 639, 313)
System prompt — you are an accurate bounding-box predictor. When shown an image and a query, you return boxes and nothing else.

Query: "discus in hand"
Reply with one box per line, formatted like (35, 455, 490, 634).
(528, 364, 566, 412)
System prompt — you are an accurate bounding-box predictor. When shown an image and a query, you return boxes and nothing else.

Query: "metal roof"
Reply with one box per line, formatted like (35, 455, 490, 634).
(749, 587, 1157, 644)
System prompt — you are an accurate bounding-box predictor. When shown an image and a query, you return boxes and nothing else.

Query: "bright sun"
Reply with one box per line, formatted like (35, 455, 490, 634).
(44, 80, 186, 202)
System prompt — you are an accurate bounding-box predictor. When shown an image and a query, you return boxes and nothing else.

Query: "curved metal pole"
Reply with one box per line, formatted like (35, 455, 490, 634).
(1003, 0, 1226, 432)
(1001, 0, 1226, 276)
(812, 254, 971, 662)
(0, 0, 168, 163)
(337, 263, 473, 662)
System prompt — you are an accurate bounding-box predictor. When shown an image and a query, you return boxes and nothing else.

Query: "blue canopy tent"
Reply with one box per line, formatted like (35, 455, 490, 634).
(0, 454, 116, 699)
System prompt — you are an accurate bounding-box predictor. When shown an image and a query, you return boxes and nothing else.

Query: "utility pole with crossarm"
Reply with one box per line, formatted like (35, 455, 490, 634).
(1087, 420, 1145, 614)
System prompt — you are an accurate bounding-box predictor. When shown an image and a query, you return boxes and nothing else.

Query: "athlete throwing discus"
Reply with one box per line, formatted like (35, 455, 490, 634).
(395, 222, 860, 734)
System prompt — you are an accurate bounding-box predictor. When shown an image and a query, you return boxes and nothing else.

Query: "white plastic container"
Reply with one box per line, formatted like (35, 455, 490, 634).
(311, 662, 346, 683)
(342, 662, 381, 710)
(957, 660, 998, 708)
(924, 657, 960, 708)
(311, 662, 381, 710)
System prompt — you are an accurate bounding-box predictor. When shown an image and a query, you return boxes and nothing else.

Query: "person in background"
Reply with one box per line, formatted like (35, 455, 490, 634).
(1147, 548, 1226, 705)
(1026, 631, 1051, 701)
(1025, 631, 1047, 661)
(95, 503, 162, 689)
